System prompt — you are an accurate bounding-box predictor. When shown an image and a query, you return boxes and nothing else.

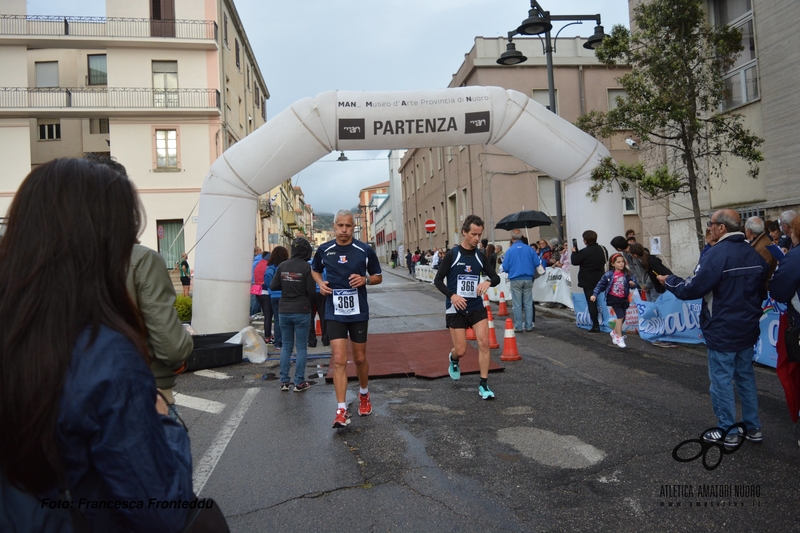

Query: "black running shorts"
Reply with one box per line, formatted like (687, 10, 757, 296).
(327, 320, 369, 343)
(180, 276, 191, 286)
(445, 306, 488, 329)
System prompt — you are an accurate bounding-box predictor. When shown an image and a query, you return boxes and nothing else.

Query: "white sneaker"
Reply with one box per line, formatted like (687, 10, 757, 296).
(610, 331, 619, 346)
(617, 335, 627, 348)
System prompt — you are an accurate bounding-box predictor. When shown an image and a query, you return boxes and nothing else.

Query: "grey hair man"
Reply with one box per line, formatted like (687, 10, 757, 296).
(745, 216, 777, 285)
(312, 209, 383, 428)
(779, 210, 797, 251)
(658, 209, 768, 447)
(744, 216, 765, 242)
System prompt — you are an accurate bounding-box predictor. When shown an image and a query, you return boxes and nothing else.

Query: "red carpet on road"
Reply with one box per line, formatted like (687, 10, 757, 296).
(324, 329, 504, 382)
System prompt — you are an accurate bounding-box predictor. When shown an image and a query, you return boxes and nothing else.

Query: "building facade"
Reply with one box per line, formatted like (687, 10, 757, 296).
(401, 36, 636, 253)
(355, 181, 389, 245)
(0, 0, 269, 269)
(631, 0, 800, 275)
(369, 193, 390, 262)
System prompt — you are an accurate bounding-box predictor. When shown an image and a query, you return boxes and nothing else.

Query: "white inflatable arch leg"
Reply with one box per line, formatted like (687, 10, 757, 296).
(191, 87, 622, 333)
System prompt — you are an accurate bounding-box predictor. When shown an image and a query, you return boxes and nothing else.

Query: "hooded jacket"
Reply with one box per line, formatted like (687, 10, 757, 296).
(270, 238, 315, 314)
(663, 232, 768, 351)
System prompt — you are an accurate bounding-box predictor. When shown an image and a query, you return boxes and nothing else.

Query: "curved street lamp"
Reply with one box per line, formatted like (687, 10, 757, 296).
(496, 0, 608, 241)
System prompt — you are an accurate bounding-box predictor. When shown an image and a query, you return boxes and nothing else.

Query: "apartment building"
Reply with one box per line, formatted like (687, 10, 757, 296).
(356, 181, 389, 245)
(0, 0, 268, 268)
(631, 0, 800, 274)
(401, 36, 635, 252)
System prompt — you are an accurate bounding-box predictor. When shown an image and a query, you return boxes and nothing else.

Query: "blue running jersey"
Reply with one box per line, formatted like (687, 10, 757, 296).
(312, 239, 381, 322)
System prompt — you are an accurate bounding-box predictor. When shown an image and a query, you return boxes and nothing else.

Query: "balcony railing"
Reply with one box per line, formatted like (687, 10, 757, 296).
(0, 87, 221, 110)
(0, 15, 217, 40)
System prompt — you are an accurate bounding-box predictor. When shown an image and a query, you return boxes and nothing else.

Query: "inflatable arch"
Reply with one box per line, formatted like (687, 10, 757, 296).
(191, 86, 623, 333)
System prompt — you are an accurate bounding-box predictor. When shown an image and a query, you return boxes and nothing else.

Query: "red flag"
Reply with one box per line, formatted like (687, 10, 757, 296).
(775, 313, 800, 423)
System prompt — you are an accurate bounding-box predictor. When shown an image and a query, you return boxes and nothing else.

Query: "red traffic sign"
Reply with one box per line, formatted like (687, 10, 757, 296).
(424, 219, 436, 233)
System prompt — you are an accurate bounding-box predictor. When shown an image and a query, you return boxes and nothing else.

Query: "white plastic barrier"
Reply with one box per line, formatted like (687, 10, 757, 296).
(533, 268, 573, 309)
(192, 87, 620, 333)
(415, 265, 435, 283)
(487, 268, 573, 309)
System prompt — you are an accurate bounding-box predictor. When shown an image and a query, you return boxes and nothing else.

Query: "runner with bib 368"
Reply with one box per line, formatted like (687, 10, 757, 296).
(312, 210, 382, 428)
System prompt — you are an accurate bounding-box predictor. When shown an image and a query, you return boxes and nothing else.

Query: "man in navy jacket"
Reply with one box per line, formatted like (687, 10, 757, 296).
(658, 209, 768, 447)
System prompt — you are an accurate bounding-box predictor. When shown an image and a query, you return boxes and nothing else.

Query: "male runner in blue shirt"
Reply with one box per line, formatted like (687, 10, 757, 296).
(434, 215, 501, 399)
(312, 210, 383, 428)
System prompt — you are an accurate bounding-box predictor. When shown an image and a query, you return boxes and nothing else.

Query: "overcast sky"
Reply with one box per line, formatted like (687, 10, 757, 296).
(28, 0, 630, 213)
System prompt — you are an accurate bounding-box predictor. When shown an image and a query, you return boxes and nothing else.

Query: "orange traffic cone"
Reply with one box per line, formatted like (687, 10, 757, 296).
(500, 318, 521, 361)
(487, 317, 500, 349)
(466, 326, 476, 340)
(315, 317, 322, 337)
(498, 292, 509, 316)
(483, 293, 490, 307)
(486, 305, 494, 321)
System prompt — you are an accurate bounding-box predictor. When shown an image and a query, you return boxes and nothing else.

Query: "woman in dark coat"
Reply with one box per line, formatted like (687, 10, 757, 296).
(629, 243, 672, 302)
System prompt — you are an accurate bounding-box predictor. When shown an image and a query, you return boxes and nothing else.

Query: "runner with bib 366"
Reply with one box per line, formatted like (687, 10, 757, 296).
(312, 210, 382, 428)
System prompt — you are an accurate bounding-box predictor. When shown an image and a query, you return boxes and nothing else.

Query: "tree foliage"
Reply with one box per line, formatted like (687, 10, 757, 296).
(575, 0, 764, 250)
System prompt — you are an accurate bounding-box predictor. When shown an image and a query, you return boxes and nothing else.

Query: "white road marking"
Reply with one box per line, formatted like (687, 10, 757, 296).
(194, 369, 232, 380)
(193, 388, 259, 495)
(497, 427, 606, 469)
(173, 393, 226, 414)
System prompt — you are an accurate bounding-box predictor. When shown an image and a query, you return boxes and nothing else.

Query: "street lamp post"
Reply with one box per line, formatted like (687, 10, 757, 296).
(497, 1, 606, 242)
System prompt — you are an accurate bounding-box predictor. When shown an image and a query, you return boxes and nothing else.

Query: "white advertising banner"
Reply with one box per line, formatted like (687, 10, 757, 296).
(487, 269, 573, 309)
(335, 88, 496, 151)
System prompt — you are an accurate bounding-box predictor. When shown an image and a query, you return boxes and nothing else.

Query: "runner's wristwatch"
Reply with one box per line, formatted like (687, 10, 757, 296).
(365, 275, 371, 285)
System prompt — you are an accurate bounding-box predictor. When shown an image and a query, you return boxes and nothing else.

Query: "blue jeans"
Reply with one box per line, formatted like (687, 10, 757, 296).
(270, 298, 282, 347)
(707, 347, 761, 432)
(279, 313, 312, 385)
(509, 278, 534, 330)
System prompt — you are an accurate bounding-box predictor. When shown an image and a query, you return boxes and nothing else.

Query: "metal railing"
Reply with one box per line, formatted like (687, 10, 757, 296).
(0, 15, 217, 40)
(0, 87, 221, 109)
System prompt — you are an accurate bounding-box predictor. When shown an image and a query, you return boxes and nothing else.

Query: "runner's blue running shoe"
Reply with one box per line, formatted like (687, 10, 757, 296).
(478, 383, 495, 400)
(448, 352, 460, 381)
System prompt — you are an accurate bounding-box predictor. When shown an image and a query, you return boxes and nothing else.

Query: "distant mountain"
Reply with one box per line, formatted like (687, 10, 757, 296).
(313, 212, 335, 230)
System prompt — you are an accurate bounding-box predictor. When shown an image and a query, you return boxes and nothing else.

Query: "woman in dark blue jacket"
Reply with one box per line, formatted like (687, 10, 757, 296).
(0, 159, 193, 532)
(770, 216, 800, 327)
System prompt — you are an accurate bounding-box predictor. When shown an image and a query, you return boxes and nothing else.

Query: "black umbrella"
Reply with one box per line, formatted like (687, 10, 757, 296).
(494, 210, 553, 231)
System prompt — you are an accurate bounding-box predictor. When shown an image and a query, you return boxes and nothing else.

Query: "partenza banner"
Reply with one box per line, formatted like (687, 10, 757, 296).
(335, 88, 495, 150)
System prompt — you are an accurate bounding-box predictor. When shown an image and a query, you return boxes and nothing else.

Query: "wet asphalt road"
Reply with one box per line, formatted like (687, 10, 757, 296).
(176, 266, 800, 533)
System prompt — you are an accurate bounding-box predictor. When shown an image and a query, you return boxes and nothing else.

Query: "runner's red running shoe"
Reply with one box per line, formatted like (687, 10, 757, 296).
(332, 407, 351, 428)
(358, 393, 372, 416)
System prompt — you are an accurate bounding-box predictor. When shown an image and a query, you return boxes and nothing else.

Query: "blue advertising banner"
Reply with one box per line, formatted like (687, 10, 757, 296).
(572, 292, 612, 333)
(632, 291, 705, 345)
(753, 299, 783, 368)
(574, 291, 780, 368)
